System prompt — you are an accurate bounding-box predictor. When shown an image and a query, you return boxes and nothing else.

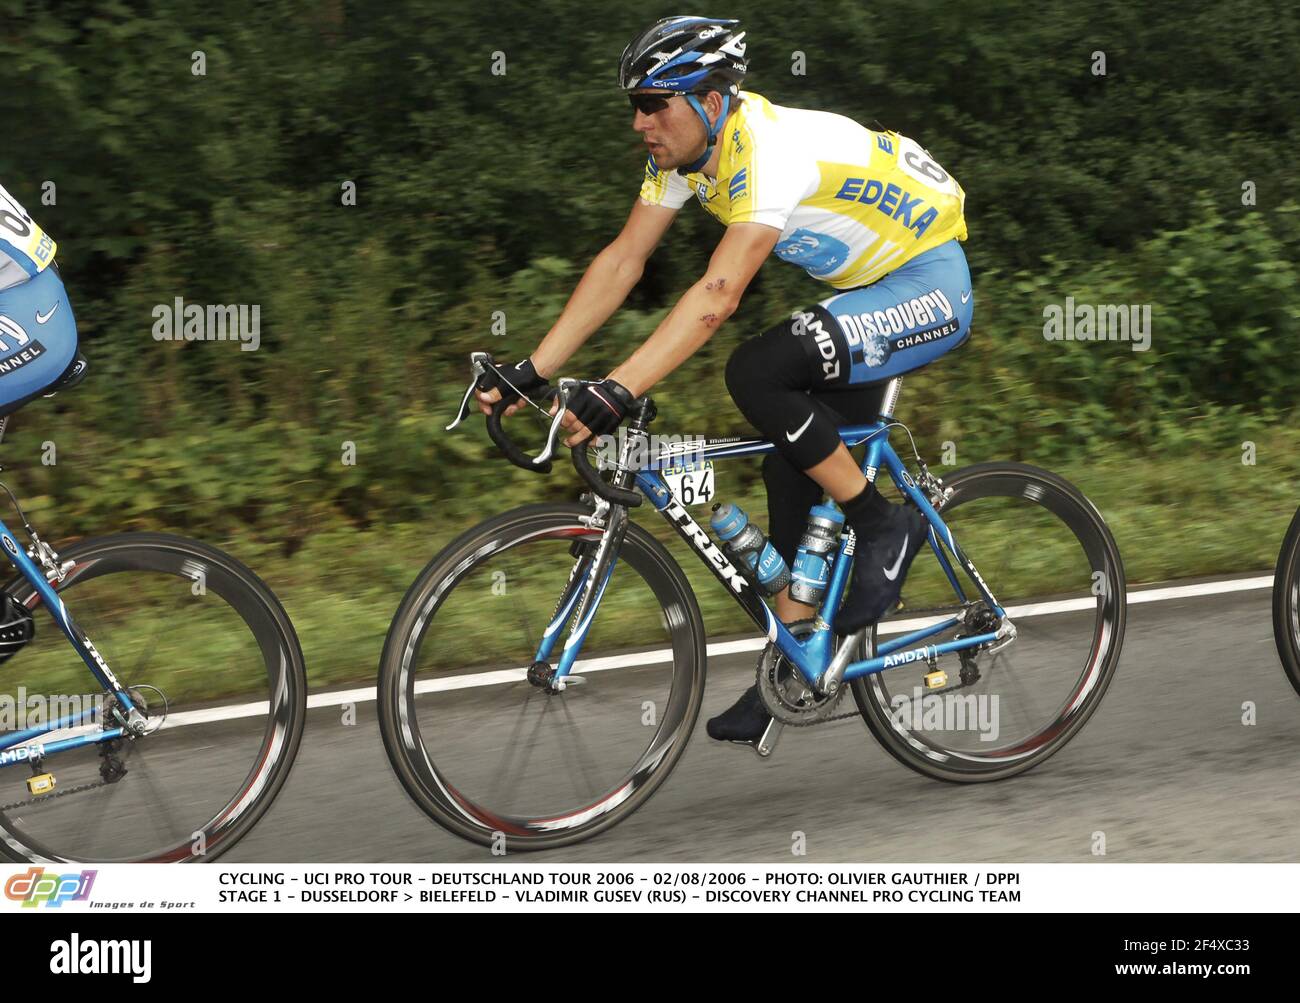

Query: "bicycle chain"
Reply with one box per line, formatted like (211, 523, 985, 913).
(0, 778, 113, 813)
(760, 599, 995, 728)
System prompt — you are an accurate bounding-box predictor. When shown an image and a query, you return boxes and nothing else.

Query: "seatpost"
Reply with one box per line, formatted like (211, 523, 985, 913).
(878, 377, 903, 421)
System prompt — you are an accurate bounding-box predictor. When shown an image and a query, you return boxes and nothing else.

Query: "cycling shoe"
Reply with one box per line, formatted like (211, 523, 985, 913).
(832, 501, 929, 635)
(706, 684, 771, 743)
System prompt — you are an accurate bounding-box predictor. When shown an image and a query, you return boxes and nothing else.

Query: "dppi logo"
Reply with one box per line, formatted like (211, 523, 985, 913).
(5, 867, 97, 908)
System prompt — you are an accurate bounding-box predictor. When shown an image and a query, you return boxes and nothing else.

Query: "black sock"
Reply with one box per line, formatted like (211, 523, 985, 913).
(839, 482, 891, 525)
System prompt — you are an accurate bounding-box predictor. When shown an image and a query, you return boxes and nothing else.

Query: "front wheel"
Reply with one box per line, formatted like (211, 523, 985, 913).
(1271, 505, 1300, 698)
(0, 532, 307, 862)
(852, 462, 1126, 783)
(377, 502, 706, 851)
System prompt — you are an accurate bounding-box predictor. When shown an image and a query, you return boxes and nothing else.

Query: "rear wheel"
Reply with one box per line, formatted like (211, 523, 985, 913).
(852, 463, 1126, 782)
(0, 533, 306, 862)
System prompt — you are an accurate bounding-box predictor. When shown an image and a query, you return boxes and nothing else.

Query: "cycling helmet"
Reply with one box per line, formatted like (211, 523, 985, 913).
(619, 17, 748, 172)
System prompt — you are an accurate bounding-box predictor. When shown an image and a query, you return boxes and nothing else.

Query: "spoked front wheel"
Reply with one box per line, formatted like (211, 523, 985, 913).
(0, 532, 306, 862)
(377, 502, 706, 851)
(852, 462, 1126, 782)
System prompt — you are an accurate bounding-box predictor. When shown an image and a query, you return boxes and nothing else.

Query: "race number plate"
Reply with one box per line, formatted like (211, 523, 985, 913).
(662, 460, 715, 507)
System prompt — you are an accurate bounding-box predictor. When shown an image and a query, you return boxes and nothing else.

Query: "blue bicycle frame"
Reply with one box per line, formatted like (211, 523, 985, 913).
(0, 515, 139, 771)
(535, 376, 1009, 694)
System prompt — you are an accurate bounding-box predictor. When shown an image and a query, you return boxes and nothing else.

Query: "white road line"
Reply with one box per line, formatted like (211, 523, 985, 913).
(41, 574, 1277, 736)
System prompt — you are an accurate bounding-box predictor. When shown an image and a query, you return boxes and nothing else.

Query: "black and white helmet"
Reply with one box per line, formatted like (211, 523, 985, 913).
(618, 16, 747, 95)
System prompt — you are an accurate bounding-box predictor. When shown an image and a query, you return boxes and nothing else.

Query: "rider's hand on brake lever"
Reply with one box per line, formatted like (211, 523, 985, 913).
(475, 387, 528, 418)
(475, 358, 548, 417)
(550, 397, 595, 448)
(558, 378, 635, 448)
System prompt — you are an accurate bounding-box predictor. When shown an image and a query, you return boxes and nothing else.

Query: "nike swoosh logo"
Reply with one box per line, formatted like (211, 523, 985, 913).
(960, 289, 972, 304)
(35, 303, 58, 324)
(785, 413, 815, 442)
(882, 534, 909, 581)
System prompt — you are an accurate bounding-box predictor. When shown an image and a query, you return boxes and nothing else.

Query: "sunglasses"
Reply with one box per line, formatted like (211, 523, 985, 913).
(628, 91, 679, 115)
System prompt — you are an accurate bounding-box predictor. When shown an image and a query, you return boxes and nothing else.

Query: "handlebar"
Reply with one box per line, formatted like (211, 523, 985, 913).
(448, 352, 643, 508)
(485, 395, 553, 473)
(571, 438, 642, 508)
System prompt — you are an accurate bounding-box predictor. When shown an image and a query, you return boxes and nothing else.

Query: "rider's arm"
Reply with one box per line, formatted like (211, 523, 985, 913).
(476, 197, 676, 416)
(530, 197, 679, 379)
(606, 221, 779, 397)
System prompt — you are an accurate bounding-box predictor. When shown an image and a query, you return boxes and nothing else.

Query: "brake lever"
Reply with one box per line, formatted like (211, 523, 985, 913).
(534, 379, 579, 466)
(445, 351, 494, 431)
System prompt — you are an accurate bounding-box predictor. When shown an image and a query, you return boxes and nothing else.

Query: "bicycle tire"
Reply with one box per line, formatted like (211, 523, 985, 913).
(852, 462, 1126, 783)
(1271, 505, 1300, 698)
(377, 502, 707, 851)
(0, 532, 307, 863)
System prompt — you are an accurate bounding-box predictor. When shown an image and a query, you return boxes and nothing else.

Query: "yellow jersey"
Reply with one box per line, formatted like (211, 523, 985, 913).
(639, 91, 967, 290)
(0, 182, 57, 292)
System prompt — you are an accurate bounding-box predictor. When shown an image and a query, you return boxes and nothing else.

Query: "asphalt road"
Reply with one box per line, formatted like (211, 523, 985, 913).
(226, 579, 1300, 863)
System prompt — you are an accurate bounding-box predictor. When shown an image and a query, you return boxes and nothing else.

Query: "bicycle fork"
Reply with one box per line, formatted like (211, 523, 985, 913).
(529, 499, 629, 692)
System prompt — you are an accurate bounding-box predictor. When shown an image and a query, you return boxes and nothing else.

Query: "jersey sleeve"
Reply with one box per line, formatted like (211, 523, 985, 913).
(638, 156, 692, 209)
(724, 117, 819, 231)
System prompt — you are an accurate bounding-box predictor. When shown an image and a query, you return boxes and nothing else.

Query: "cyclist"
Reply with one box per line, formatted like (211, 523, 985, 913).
(0, 182, 79, 407)
(0, 180, 82, 659)
(476, 16, 973, 743)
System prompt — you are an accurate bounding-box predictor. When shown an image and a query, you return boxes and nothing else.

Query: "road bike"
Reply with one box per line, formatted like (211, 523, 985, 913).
(377, 352, 1127, 850)
(0, 407, 306, 863)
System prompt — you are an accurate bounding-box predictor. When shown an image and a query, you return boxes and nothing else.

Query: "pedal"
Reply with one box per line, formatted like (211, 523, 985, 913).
(750, 718, 784, 758)
(923, 668, 948, 689)
(26, 773, 55, 796)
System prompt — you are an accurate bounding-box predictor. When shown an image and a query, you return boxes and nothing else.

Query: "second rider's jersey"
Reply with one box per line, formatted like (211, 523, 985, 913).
(0, 182, 57, 292)
(639, 91, 967, 290)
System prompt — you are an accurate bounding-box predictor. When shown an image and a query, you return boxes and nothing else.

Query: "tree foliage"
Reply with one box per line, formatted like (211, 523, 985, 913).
(0, 0, 1294, 545)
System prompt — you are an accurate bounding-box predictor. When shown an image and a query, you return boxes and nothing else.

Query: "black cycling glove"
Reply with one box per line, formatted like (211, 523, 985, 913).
(479, 358, 549, 406)
(567, 378, 636, 441)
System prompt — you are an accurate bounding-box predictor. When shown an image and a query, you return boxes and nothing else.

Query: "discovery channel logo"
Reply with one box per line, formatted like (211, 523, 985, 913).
(4, 867, 97, 907)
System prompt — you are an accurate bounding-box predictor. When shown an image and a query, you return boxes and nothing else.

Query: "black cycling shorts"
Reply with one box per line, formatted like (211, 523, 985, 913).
(723, 239, 973, 564)
(725, 326, 886, 564)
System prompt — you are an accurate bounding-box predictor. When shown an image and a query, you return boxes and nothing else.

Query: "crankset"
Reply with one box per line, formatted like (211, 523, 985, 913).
(755, 619, 857, 727)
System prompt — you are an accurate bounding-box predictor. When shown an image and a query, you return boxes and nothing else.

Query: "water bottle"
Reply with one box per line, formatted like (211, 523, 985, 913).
(709, 502, 791, 596)
(790, 503, 845, 606)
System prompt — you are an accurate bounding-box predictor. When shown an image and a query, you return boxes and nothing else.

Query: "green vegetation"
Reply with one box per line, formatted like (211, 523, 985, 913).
(0, 0, 1296, 687)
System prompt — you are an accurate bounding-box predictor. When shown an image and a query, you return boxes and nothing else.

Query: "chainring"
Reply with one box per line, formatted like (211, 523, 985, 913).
(755, 618, 849, 726)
